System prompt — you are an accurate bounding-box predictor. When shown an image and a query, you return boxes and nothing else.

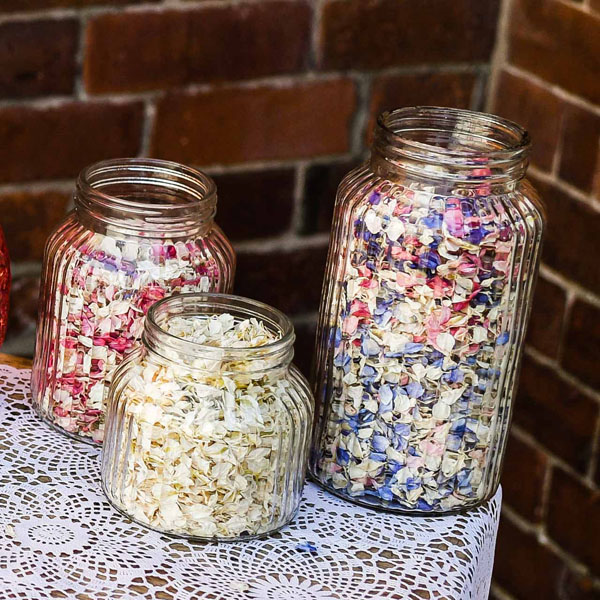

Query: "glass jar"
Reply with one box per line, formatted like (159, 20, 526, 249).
(32, 159, 235, 444)
(310, 107, 544, 513)
(102, 293, 314, 541)
(0, 224, 10, 346)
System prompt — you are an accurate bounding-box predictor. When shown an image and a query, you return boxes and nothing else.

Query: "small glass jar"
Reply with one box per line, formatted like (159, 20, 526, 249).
(102, 293, 314, 541)
(0, 224, 10, 346)
(32, 159, 235, 444)
(310, 107, 544, 513)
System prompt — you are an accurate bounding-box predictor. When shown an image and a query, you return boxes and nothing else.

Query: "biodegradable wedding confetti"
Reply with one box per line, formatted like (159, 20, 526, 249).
(102, 300, 313, 540)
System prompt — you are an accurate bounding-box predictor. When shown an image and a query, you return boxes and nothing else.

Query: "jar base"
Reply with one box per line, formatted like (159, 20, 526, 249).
(309, 472, 495, 517)
(34, 407, 102, 446)
(102, 480, 301, 543)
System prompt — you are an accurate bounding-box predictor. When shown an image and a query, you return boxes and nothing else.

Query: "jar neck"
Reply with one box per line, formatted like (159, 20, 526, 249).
(142, 293, 296, 374)
(370, 107, 530, 191)
(75, 158, 217, 239)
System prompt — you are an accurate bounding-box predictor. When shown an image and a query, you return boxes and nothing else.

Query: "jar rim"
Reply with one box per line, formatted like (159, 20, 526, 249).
(77, 157, 217, 211)
(374, 106, 531, 183)
(144, 292, 295, 364)
(75, 158, 217, 235)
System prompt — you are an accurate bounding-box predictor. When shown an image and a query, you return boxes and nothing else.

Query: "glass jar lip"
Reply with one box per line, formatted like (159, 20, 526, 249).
(77, 157, 217, 213)
(377, 106, 531, 158)
(144, 292, 295, 362)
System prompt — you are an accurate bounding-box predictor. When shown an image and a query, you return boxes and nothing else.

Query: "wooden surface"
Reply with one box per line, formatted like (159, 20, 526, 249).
(0, 353, 32, 369)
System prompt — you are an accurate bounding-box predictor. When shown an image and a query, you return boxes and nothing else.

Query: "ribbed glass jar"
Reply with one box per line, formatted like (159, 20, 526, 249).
(102, 293, 314, 541)
(32, 159, 235, 444)
(310, 107, 545, 513)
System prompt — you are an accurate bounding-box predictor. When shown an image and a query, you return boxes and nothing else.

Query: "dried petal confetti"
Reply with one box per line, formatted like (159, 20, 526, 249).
(32, 159, 235, 444)
(311, 107, 544, 513)
(102, 294, 314, 540)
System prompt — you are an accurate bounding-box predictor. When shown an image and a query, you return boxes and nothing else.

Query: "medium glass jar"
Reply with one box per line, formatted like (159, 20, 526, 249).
(310, 107, 544, 513)
(32, 159, 235, 444)
(102, 293, 314, 541)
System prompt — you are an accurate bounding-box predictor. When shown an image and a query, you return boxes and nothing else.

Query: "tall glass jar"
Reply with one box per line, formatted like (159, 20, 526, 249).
(310, 107, 544, 513)
(102, 293, 314, 541)
(32, 159, 235, 444)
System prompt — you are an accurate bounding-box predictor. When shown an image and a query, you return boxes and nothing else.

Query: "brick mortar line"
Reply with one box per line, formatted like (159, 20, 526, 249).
(586, 410, 600, 482)
(74, 13, 87, 101)
(501, 502, 600, 585)
(511, 422, 598, 505)
(489, 582, 518, 600)
(554, 287, 575, 365)
(504, 64, 600, 117)
(538, 263, 600, 309)
(139, 100, 157, 157)
(309, 0, 324, 70)
(291, 311, 319, 326)
(233, 231, 329, 253)
(529, 164, 600, 210)
(0, 180, 73, 195)
(538, 457, 554, 526)
(350, 74, 372, 157)
(0, 154, 356, 196)
(470, 68, 488, 112)
(485, 0, 513, 112)
(525, 345, 600, 405)
(205, 153, 356, 175)
(10, 261, 42, 277)
(290, 162, 308, 235)
(0, 65, 485, 112)
(0, 0, 306, 23)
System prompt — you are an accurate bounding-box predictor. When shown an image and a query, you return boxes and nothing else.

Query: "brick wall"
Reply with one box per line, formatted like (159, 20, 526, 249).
(0, 0, 496, 368)
(0, 0, 598, 597)
(488, 0, 600, 598)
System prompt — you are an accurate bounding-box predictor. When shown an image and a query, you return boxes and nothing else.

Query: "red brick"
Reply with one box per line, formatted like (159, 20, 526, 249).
(515, 357, 598, 474)
(0, 0, 157, 10)
(493, 71, 564, 172)
(0, 190, 70, 262)
(367, 72, 478, 142)
(501, 435, 547, 522)
(320, 0, 500, 70)
(559, 104, 600, 194)
(546, 468, 600, 573)
(0, 101, 143, 183)
(302, 160, 359, 235)
(85, 2, 311, 94)
(562, 300, 600, 391)
(151, 80, 356, 166)
(493, 517, 563, 599)
(509, 0, 600, 104)
(526, 278, 566, 359)
(212, 169, 295, 242)
(0, 19, 77, 99)
(533, 178, 600, 295)
(292, 319, 317, 378)
(234, 245, 328, 315)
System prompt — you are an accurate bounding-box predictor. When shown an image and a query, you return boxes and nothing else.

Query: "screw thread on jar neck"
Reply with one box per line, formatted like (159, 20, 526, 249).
(370, 107, 531, 188)
(75, 158, 217, 238)
(142, 293, 296, 373)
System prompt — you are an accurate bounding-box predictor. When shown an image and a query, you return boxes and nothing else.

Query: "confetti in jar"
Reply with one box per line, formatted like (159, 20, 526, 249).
(31, 159, 235, 444)
(311, 107, 544, 513)
(102, 293, 314, 541)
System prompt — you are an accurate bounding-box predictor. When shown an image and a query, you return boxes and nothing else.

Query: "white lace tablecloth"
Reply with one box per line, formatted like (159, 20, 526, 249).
(0, 364, 500, 600)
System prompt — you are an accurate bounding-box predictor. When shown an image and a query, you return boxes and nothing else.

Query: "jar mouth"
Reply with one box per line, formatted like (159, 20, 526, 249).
(144, 293, 295, 365)
(76, 158, 217, 234)
(374, 107, 530, 183)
